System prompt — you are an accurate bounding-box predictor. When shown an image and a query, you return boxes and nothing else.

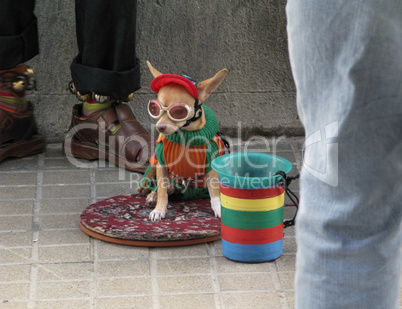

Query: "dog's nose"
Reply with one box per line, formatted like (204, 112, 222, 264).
(157, 123, 167, 133)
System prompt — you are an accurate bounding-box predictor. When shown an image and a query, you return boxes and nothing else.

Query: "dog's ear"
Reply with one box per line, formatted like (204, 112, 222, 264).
(197, 69, 228, 103)
(147, 61, 163, 78)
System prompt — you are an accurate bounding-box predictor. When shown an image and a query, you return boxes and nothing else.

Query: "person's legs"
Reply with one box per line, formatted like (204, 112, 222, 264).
(0, 0, 44, 162)
(0, 0, 38, 70)
(71, 0, 140, 101)
(286, 0, 401, 308)
(65, 0, 151, 173)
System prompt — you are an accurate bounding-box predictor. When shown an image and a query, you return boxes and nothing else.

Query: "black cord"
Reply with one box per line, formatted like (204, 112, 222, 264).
(217, 132, 231, 153)
(275, 171, 299, 228)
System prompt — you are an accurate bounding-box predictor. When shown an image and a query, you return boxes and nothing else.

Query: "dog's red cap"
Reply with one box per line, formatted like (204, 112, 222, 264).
(150, 74, 198, 99)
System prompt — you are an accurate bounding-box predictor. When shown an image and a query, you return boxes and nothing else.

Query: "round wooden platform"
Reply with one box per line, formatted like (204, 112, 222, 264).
(80, 194, 221, 247)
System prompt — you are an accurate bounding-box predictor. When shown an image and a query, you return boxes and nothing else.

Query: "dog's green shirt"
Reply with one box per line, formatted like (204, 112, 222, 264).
(141, 106, 221, 200)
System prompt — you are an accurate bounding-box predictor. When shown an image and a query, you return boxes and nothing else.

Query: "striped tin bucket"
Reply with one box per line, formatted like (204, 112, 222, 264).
(212, 152, 292, 263)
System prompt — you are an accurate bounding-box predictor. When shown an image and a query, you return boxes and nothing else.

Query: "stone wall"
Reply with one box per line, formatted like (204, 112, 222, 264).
(27, 0, 303, 143)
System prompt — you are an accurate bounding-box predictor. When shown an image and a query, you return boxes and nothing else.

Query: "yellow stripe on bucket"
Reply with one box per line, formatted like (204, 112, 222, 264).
(220, 192, 284, 211)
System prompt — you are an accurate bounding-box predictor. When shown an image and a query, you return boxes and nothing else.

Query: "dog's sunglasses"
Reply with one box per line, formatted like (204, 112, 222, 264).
(148, 99, 195, 122)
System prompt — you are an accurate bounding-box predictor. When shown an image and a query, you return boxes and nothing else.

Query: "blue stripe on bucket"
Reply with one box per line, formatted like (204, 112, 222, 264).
(221, 239, 283, 263)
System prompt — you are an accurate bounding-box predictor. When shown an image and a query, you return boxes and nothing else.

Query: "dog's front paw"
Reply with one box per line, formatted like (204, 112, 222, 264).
(149, 209, 166, 221)
(146, 191, 157, 204)
(137, 184, 150, 196)
(210, 197, 221, 218)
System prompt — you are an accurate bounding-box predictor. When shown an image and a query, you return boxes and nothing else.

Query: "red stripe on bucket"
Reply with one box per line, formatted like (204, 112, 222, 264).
(221, 223, 284, 245)
(220, 183, 284, 199)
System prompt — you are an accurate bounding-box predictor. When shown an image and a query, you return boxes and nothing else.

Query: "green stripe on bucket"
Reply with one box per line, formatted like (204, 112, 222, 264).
(221, 206, 284, 229)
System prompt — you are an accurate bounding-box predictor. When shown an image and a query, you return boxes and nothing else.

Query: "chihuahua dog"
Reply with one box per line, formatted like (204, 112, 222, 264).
(137, 61, 227, 221)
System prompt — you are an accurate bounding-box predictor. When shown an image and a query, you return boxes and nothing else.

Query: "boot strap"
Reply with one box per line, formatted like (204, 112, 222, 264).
(0, 66, 36, 94)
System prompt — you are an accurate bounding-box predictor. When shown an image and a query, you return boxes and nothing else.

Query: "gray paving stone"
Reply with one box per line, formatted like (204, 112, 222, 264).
(40, 199, 88, 214)
(96, 260, 150, 277)
(42, 170, 90, 185)
(0, 187, 36, 200)
(278, 272, 295, 290)
(96, 277, 152, 296)
(222, 291, 284, 309)
(0, 248, 32, 264)
(95, 169, 138, 184)
(283, 237, 297, 254)
(284, 206, 298, 220)
(0, 201, 33, 216)
(215, 256, 275, 273)
(212, 240, 224, 257)
(286, 291, 295, 308)
(0, 264, 31, 282)
(158, 275, 214, 293)
(39, 229, 90, 246)
(37, 262, 93, 281)
(35, 281, 91, 299)
(0, 282, 30, 301)
(0, 157, 39, 172)
(159, 294, 216, 309)
(40, 214, 81, 229)
(0, 231, 32, 247)
(34, 300, 90, 309)
(43, 158, 81, 170)
(157, 257, 211, 275)
(283, 225, 295, 237)
(155, 244, 209, 258)
(38, 245, 91, 262)
(96, 241, 150, 260)
(96, 183, 135, 198)
(0, 172, 37, 186)
(275, 254, 296, 272)
(96, 296, 153, 309)
(41, 184, 90, 199)
(219, 273, 275, 291)
(0, 216, 33, 231)
(0, 301, 29, 309)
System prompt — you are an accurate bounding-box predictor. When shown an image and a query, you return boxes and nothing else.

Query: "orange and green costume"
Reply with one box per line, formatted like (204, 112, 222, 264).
(141, 106, 226, 200)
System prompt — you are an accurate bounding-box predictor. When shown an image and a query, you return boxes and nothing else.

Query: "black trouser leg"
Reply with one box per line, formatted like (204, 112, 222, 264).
(0, 0, 39, 70)
(71, 0, 140, 100)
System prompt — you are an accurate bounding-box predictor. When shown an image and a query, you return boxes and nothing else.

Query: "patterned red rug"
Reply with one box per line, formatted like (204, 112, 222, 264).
(80, 194, 221, 246)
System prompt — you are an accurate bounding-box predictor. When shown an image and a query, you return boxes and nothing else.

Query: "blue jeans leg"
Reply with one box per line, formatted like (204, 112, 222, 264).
(286, 1, 402, 308)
